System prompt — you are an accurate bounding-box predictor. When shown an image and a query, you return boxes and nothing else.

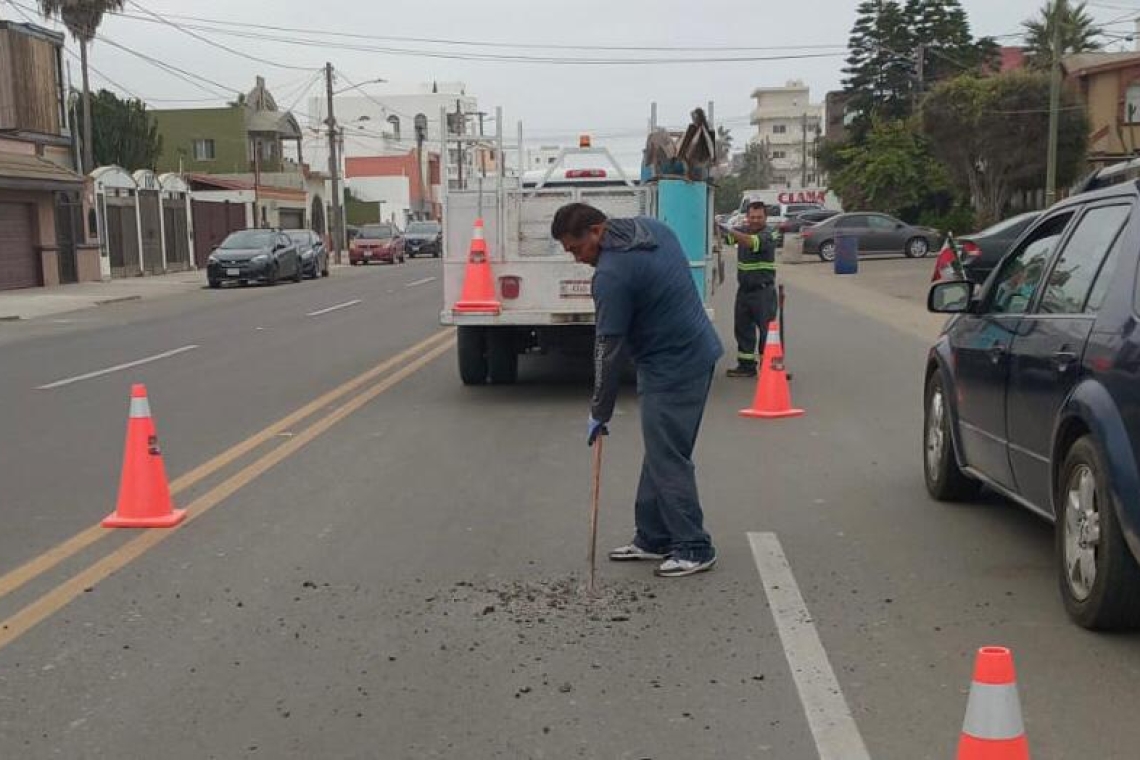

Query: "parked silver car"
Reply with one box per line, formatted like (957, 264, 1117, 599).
(800, 212, 940, 262)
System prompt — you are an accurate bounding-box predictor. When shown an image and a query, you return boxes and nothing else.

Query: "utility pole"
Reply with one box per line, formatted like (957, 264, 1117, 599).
(253, 136, 262, 227)
(1045, 0, 1064, 207)
(455, 99, 465, 189)
(800, 113, 809, 187)
(325, 62, 344, 264)
(475, 110, 488, 178)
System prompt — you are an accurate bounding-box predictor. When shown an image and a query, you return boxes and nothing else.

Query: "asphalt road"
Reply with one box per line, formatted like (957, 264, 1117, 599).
(0, 255, 1137, 759)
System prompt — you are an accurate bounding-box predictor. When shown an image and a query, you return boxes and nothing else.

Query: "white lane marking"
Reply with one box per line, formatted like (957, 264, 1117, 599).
(405, 276, 437, 288)
(748, 532, 871, 760)
(37, 345, 200, 390)
(306, 299, 362, 317)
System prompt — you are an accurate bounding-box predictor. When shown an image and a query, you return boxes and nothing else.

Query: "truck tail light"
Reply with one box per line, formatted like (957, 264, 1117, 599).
(500, 276, 521, 300)
(565, 169, 606, 179)
(961, 241, 981, 258)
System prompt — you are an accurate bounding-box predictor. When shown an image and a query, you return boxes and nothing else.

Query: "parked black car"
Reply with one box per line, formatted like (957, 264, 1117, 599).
(780, 208, 840, 236)
(957, 212, 1041, 284)
(404, 221, 442, 258)
(286, 229, 329, 279)
(925, 181, 1140, 630)
(207, 229, 302, 288)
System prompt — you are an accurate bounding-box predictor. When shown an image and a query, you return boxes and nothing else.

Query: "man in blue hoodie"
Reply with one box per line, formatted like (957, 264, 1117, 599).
(551, 203, 723, 578)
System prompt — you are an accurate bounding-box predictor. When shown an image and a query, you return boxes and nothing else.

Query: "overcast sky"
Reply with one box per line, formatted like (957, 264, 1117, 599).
(6, 0, 1138, 162)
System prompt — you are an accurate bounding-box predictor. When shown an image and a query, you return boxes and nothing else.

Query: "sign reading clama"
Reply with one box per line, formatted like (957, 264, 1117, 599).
(776, 190, 829, 205)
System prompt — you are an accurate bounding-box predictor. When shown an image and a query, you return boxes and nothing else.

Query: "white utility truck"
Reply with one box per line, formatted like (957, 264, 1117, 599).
(439, 108, 723, 385)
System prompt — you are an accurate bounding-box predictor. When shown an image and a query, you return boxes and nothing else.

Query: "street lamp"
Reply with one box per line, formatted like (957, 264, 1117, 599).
(333, 78, 387, 96)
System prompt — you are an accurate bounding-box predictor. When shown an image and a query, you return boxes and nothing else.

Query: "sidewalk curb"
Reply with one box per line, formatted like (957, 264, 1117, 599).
(95, 296, 143, 307)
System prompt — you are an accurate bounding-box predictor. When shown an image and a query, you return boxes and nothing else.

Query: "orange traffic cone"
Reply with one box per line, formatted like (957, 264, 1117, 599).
(739, 322, 804, 419)
(452, 218, 501, 315)
(102, 384, 186, 529)
(957, 647, 1029, 760)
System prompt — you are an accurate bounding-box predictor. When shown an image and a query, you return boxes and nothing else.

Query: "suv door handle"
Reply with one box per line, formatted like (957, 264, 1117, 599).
(988, 343, 1006, 364)
(1053, 350, 1078, 372)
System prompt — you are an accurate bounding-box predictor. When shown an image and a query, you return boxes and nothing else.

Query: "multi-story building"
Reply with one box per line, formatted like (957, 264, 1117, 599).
(151, 76, 320, 233)
(0, 20, 95, 289)
(527, 145, 563, 171)
(1064, 51, 1140, 170)
(750, 80, 823, 188)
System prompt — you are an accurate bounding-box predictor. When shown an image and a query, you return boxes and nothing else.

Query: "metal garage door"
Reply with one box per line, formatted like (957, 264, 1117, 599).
(0, 202, 38, 290)
(278, 209, 304, 229)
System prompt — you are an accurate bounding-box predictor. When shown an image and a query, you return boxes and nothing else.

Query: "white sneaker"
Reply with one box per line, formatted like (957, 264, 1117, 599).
(608, 543, 668, 562)
(655, 555, 717, 578)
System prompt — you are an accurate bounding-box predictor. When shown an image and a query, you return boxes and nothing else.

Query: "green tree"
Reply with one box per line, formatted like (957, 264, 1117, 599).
(738, 140, 774, 191)
(38, 0, 126, 174)
(921, 72, 1088, 226)
(72, 89, 161, 170)
(829, 118, 946, 217)
(906, 0, 998, 87)
(844, 0, 916, 130)
(1023, 0, 1102, 68)
(715, 125, 734, 165)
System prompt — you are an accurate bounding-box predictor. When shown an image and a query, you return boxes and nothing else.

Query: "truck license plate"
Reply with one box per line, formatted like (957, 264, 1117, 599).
(559, 280, 592, 298)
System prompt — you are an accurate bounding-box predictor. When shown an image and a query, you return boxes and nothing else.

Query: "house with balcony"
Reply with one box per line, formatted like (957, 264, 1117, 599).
(150, 76, 320, 234)
(1064, 50, 1140, 171)
(0, 20, 96, 290)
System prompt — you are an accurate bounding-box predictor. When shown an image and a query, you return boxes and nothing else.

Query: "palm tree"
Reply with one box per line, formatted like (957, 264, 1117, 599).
(716, 125, 733, 165)
(38, 0, 125, 174)
(1023, 0, 1102, 69)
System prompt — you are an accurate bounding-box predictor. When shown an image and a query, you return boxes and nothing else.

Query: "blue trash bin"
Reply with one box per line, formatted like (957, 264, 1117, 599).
(834, 234, 858, 275)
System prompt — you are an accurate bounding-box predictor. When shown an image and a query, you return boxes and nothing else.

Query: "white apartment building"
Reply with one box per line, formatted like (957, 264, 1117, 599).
(750, 80, 824, 188)
(527, 145, 563, 170)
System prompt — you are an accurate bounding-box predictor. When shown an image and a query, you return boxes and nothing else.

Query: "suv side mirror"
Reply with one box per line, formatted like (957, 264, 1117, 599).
(929, 281, 974, 314)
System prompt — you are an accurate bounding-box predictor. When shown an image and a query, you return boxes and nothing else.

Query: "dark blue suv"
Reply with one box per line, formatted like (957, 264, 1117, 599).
(926, 182, 1140, 630)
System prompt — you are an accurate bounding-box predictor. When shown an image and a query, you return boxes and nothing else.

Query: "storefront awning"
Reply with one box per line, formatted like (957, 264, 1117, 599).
(0, 152, 83, 192)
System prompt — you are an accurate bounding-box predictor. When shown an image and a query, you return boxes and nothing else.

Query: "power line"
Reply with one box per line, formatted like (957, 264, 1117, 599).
(95, 34, 237, 99)
(123, 1, 316, 71)
(110, 9, 847, 54)
(96, 12, 848, 66)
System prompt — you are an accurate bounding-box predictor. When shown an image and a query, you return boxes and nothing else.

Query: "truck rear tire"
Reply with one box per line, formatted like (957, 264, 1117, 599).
(458, 327, 488, 386)
(487, 329, 519, 385)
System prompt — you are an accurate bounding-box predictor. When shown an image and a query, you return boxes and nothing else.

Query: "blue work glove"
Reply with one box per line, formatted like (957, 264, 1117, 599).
(587, 416, 609, 447)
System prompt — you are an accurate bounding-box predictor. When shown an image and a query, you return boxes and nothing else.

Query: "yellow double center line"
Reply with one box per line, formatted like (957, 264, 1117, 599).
(0, 329, 455, 651)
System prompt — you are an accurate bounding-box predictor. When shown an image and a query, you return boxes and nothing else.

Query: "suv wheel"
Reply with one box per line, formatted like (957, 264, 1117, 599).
(923, 371, 981, 501)
(487, 329, 519, 385)
(1057, 436, 1140, 630)
(458, 327, 488, 386)
(818, 240, 837, 262)
(905, 237, 930, 258)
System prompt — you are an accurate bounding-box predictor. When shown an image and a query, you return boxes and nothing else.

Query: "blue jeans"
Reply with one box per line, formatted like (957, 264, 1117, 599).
(633, 369, 716, 562)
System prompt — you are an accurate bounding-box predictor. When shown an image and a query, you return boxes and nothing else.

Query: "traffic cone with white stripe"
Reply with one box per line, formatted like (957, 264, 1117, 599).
(102, 384, 185, 528)
(739, 322, 804, 419)
(452, 218, 501, 315)
(957, 647, 1029, 760)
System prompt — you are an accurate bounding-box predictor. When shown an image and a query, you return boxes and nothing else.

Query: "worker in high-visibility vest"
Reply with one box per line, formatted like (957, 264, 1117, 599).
(719, 199, 778, 378)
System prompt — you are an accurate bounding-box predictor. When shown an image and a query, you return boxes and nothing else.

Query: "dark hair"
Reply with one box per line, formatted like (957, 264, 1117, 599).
(551, 203, 607, 239)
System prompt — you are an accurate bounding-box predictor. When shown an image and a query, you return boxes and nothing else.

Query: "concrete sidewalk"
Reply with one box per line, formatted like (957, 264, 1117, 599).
(0, 264, 360, 321)
(0, 270, 207, 321)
